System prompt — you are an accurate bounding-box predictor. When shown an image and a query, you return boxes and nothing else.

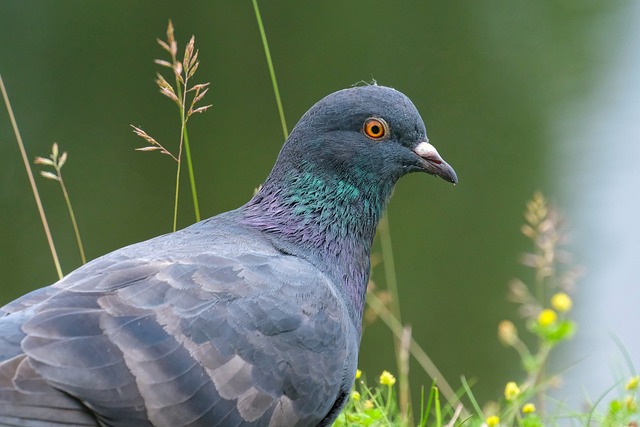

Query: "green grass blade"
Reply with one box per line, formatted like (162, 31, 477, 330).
(181, 127, 200, 222)
(59, 175, 86, 264)
(173, 151, 182, 232)
(252, 0, 288, 140)
(460, 376, 483, 417)
(173, 74, 200, 225)
(379, 214, 410, 413)
(435, 386, 442, 427)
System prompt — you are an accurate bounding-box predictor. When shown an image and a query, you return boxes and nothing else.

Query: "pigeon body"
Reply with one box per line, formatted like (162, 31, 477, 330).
(0, 85, 456, 426)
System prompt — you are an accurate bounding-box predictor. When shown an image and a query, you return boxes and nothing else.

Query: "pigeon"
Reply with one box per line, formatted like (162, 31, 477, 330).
(0, 84, 457, 426)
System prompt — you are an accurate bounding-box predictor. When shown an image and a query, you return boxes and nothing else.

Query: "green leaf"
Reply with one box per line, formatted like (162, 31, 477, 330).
(530, 319, 576, 344)
(545, 320, 576, 343)
(522, 414, 544, 427)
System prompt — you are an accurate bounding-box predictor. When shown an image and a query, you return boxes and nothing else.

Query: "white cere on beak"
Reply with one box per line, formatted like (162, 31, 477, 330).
(413, 141, 442, 162)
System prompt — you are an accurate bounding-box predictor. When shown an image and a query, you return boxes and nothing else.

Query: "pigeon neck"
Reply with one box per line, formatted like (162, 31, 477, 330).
(241, 166, 395, 327)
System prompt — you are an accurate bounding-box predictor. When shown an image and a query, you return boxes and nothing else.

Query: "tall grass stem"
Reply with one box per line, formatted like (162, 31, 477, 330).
(399, 325, 412, 423)
(173, 72, 200, 226)
(379, 215, 410, 413)
(172, 67, 186, 232)
(1, 74, 63, 279)
(173, 142, 183, 232)
(182, 128, 201, 222)
(252, 0, 289, 140)
(58, 173, 86, 264)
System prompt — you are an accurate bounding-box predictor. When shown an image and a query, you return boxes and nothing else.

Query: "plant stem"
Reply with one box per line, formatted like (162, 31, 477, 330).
(534, 242, 553, 410)
(182, 127, 201, 222)
(378, 214, 409, 413)
(173, 76, 200, 223)
(252, 0, 288, 140)
(173, 77, 186, 232)
(168, 46, 201, 231)
(57, 170, 86, 264)
(379, 215, 403, 323)
(399, 325, 412, 424)
(1, 73, 63, 279)
(384, 384, 393, 416)
(173, 147, 183, 232)
(434, 387, 442, 427)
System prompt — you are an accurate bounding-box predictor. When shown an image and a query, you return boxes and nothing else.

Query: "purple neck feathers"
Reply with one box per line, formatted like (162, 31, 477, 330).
(240, 170, 392, 329)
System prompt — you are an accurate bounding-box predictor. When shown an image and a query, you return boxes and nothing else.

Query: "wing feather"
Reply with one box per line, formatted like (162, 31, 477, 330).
(0, 224, 356, 426)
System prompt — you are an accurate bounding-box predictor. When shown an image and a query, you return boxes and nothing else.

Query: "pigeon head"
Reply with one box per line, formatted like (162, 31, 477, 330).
(244, 85, 456, 238)
(242, 85, 456, 321)
(277, 84, 457, 188)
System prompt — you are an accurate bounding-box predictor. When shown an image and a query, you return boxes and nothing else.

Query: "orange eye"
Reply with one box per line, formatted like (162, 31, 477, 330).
(363, 118, 388, 140)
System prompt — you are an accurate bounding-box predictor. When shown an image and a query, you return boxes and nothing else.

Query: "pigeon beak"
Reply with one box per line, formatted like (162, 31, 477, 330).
(413, 141, 458, 184)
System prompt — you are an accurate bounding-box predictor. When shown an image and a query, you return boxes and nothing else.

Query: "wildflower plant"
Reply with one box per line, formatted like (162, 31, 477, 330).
(516, 193, 578, 350)
(452, 193, 581, 427)
(598, 375, 640, 427)
(334, 370, 397, 426)
(480, 192, 579, 426)
(337, 367, 408, 427)
(510, 195, 577, 364)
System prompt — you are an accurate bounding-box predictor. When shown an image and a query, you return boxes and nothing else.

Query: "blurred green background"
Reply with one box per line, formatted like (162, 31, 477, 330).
(1, 0, 638, 408)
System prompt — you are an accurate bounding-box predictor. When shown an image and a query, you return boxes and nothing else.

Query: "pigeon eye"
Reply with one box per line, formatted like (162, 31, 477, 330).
(363, 118, 388, 140)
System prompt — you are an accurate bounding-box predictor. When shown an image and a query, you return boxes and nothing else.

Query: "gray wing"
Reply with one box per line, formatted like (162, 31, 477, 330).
(0, 247, 356, 426)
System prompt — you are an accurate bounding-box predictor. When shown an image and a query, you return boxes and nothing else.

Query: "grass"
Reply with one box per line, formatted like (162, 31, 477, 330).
(0, 74, 64, 279)
(252, 0, 288, 141)
(34, 143, 87, 265)
(2, 8, 638, 427)
(132, 20, 212, 231)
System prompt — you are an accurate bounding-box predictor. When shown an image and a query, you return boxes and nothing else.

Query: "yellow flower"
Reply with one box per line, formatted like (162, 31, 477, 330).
(538, 309, 557, 326)
(551, 293, 573, 312)
(351, 390, 361, 401)
(486, 415, 500, 427)
(498, 320, 518, 346)
(522, 403, 536, 414)
(379, 370, 396, 386)
(355, 369, 362, 380)
(626, 376, 639, 391)
(364, 399, 374, 410)
(504, 381, 520, 401)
